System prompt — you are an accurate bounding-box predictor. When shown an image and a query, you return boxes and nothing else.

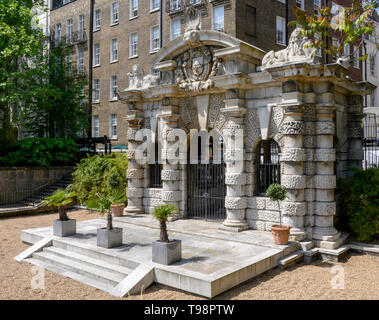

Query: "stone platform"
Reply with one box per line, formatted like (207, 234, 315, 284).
(19, 216, 299, 298)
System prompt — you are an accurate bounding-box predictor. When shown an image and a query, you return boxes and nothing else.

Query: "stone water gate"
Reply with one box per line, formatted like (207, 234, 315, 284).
(118, 9, 373, 250)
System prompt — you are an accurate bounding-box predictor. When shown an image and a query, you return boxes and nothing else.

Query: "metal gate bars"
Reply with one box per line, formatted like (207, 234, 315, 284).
(187, 162, 226, 221)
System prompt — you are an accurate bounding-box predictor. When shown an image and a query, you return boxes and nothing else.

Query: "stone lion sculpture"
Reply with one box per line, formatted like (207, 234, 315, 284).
(262, 27, 317, 68)
(127, 64, 160, 89)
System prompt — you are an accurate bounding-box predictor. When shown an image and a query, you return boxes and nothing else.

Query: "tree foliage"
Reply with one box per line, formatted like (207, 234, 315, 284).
(0, 0, 87, 142)
(42, 189, 76, 221)
(290, 0, 379, 59)
(338, 167, 379, 242)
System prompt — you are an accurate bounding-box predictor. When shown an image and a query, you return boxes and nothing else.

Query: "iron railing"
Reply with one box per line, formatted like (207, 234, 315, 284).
(363, 113, 379, 169)
(149, 162, 162, 188)
(187, 161, 226, 221)
(256, 140, 281, 194)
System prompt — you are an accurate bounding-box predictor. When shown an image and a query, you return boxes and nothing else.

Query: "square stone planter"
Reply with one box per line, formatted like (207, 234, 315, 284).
(97, 227, 123, 248)
(152, 239, 182, 265)
(53, 219, 76, 237)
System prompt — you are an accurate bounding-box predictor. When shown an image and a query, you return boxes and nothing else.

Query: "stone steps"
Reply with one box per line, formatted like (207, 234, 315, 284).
(278, 250, 304, 269)
(43, 246, 133, 279)
(52, 239, 140, 270)
(32, 250, 125, 287)
(24, 257, 114, 293)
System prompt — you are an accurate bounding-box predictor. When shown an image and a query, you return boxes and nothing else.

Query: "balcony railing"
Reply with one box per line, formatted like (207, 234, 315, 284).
(50, 28, 87, 47)
(166, 0, 207, 14)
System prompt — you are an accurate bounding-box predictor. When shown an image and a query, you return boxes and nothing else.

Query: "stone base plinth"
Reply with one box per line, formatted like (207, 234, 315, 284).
(53, 219, 76, 237)
(97, 227, 123, 248)
(152, 239, 182, 265)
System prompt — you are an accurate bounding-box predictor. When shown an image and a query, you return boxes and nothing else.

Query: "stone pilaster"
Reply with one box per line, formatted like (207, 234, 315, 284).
(159, 105, 182, 217)
(220, 96, 249, 232)
(312, 94, 340, 245)
(125, 104, 145, 215)
(279, 91, 307, 241)
(347, 95, 365, 170)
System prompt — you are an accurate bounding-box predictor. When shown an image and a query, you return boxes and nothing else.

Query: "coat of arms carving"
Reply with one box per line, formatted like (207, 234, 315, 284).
(175, 46, 224, 92)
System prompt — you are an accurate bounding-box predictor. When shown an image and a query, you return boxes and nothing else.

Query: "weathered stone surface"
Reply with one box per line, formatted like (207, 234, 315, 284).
(161, 170, 181, 181)
(265, 199, 279, 211)
(143, 198, 165, 207)
(282, 202, 306, 216)
(314, 202, 336, 216)
(315, 215, 334, 227)
(225, 197, 247, 209)
(225, 173, 246, 185)
(126, 188, 144, 198)
(247, 209, 280, 222)
(280, 121, 304, 135)
(281, 175, 306, 189)
(247, 197, 265, 209)
(281, 148, 306, 162)
(314, 175, 336, 189)
(161, 190, 182, 202)
(126, 169, 144, 179)
(314, 149, 336, 162)
(144, 188, 162, 198)
(126, 150, 136, 159)
(315, 122, 335, 135)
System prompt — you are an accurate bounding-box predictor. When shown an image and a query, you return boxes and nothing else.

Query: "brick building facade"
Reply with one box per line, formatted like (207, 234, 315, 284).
(49, 0, 359, 147)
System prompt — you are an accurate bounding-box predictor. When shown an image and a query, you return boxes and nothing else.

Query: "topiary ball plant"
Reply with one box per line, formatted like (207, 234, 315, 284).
(266, 183, 287, 227)
(153, 204, 179, 243)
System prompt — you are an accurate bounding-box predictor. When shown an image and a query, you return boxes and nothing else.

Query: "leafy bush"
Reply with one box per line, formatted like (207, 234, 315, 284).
(69, 153, 128, 205)
(0, 138, 79, 167)
(338, 167, 379, 242)
(42, 189, 76, 221)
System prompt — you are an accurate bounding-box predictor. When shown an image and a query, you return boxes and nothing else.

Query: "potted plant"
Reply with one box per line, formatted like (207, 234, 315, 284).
(42, 189, 76, 237)
(107, 171, 126, 217)
(152, 204, 181, 265)
(266, 183, 290, 245)
(86, 192, 123, 248)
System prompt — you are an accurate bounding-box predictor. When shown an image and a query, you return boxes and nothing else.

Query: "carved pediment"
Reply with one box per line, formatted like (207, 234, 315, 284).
(175, 46, 224, 91)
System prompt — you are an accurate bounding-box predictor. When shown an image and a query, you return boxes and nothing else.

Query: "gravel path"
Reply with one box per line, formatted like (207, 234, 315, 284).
(1, 209, 378, 300)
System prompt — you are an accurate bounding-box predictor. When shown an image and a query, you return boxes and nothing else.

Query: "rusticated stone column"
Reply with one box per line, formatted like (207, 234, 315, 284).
(125, 106, 145, 214)
(312, 95, 340, 245)
(159, 105, 182, 215)
(279, 95, 307, 241)
(347, 95, 365, 170)
(221, 96, 249, 232)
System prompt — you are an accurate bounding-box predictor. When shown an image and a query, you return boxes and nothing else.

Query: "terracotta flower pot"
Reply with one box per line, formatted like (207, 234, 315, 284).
(271, 225, 290, 245)
(111, 203, 125, 217)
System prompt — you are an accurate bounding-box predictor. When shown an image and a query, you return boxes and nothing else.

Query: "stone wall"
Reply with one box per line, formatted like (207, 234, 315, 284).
(0, 167, 73, 205)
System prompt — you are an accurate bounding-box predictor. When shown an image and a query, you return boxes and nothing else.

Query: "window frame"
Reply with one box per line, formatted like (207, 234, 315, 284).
(109, 114, 118, 139)
(129, 32, 138, 58)
(213, 5, 225, 32)
(276, 16, 286, 46)
(93, 115, 100, 138)
(66, 19, 73, 44)
(150, 25, 160, 52)
(110, 38, 118, 63)
(110, 75, 118, 101)
(94, 9, 101, 30)
(130, 0, 138, 19)
(111, 2, 119, 25)
(171, 18, 181, 40)
(150, 0, 159, 12)
(94, 43, 100, 66)
(93, 79, 100, 103)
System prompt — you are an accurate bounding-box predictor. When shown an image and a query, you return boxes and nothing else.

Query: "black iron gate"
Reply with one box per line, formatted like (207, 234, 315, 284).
(363, 113, 379, 169)
(187, 162, 226, 221)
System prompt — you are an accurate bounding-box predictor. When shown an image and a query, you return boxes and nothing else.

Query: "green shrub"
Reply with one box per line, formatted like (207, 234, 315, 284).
(338, 167, 379, 242)
(69, 153, 128, 205)
(0, 138, 79, 167)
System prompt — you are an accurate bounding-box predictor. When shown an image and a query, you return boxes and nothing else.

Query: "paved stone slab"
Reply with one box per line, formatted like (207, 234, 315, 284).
(14, 236, 53, 262)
